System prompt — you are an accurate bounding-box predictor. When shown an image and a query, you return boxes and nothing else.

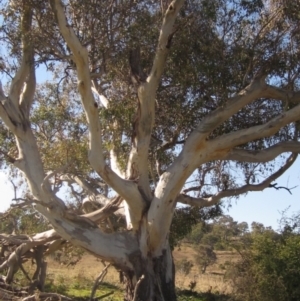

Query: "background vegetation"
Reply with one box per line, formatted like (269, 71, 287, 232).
(2, 205, 300, 301)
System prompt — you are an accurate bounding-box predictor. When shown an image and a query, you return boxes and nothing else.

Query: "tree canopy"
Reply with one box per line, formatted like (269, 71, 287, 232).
(0, 0, 300, 300)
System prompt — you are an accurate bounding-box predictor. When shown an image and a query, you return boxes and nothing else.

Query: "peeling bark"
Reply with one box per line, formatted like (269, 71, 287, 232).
(124, 245, 176, 301)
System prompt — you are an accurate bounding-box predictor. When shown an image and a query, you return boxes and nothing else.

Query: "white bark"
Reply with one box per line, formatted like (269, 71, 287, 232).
(209, 104, 300, 155)
(181, 76, 267, 157)
(50, 0, 145, 228)
(177, 153, 297, 207)
(91, 86, 109, 109)
(37, 204, 138, 268)
(9, 4, 34, 109)
(126, 0, 185, 202)
(224, 141, 300, 162)
(1, 1, 300, 288)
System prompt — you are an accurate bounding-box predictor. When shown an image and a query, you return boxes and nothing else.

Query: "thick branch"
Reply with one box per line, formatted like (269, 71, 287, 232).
(0, 230, 58, 276)
(147, 77, 269, 233)
(9, 2, 35, 109)
(224, 141, 300, 162)
(262, 84, 300, 105)
(177, 153, 297, 207)
(35, 205, 139, 269)
(83, 196, 124, 221)
(50, 0, 145, 227)
(127, 0, 185, 201)
(19, 64, 36, 118)
(0, 3, 35, 134)
(210, 103, 300, 154)
(182, 76, 267, 155)
(147, 0, 185, 88)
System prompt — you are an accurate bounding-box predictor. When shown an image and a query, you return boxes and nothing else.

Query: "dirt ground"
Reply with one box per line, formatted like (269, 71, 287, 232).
(45, 243, 240, 295)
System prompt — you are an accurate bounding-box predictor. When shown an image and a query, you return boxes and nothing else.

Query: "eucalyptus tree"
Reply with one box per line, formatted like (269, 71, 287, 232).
(0, 0, 300, 300)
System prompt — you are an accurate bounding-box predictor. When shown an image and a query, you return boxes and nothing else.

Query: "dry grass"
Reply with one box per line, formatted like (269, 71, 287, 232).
(44, 243, 240, 295)
(173, 243, 240, 294)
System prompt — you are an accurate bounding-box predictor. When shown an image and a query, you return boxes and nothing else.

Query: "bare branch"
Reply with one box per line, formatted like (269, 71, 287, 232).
(224, 141, 300, 163)
(177, 153, 297, 207)
(41, 164, 69, 211)
(268, 183, 296, 195)
(83, 196, 124, 222)
(0, 230, 58, 276)
(90, 263, 111, 301)
(22, 293, 73, 301)
(64, 175, 98, 196)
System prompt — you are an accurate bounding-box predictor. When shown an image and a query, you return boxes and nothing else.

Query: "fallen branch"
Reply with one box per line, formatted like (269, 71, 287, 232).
(21, 292, 73, 301)
(90, 263, 111, 301)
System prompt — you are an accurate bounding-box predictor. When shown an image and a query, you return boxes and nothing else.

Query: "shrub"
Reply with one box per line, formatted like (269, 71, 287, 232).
(176, 259, 194, 276)
(226, 225, 300, 301)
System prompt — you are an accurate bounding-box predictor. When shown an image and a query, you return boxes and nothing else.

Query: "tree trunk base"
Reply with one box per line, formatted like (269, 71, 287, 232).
(124, 248, 177, 301)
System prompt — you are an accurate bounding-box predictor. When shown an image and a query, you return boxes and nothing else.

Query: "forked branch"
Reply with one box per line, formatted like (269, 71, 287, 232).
(127, 0, 185, 201)
(177, 153, 297, 207)
(210, 104, 300, 154)
(224, 141, 300, 162)
(50, 0, 145, 223)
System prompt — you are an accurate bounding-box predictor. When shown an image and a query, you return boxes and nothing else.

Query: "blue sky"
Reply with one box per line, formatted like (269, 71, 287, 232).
(0, 65, 299, 230)
(226, 158, 300, 229)
(0, 158, 299, 229)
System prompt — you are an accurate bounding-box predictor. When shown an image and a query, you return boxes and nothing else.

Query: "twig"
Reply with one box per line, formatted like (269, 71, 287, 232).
(21, 292, 73, 301)
(90, 263, 111, 301)
(94, 291, 114, 300)
(268, 183, 297, 195)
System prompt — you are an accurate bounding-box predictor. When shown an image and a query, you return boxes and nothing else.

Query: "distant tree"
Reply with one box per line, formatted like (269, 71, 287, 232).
(237, 222, 249, 236)
(251, 221, 272, 233)
(194, 244, 217, 274)
(188, 215, 249, 249)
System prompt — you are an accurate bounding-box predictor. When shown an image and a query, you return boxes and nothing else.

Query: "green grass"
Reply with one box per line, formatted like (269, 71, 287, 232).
(45, 275, 123, 300)
(44, 281, 230, 301)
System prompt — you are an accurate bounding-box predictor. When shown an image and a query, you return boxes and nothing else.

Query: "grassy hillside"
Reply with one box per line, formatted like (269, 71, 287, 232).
(41, 243, 239, 300)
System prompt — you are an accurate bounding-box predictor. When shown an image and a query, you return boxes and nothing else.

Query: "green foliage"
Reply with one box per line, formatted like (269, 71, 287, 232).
(45, 272, 122, 300)
(227, 213, 300, 301)
(0, 208, 49, 234)
(187, 215, 249, 251)
(1, 0, 299, 197)
(170, 205, 223, 248)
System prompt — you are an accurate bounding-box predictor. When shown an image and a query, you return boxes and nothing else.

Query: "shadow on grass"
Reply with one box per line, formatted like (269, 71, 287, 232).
(100, 281, 119, 290)
(45, 281, 233, 301)
(178, 289, 232, 301)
